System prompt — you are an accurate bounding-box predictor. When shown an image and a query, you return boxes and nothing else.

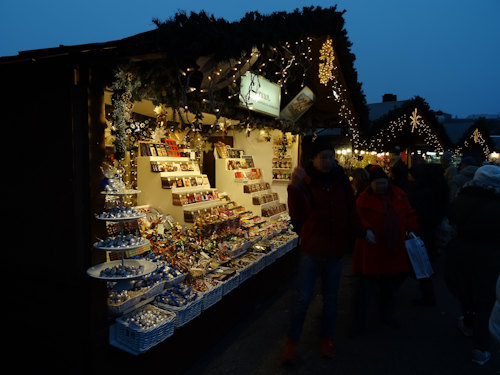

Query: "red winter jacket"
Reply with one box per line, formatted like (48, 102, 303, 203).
(287, 165, 364, 258)
(352, 184, 419, 275)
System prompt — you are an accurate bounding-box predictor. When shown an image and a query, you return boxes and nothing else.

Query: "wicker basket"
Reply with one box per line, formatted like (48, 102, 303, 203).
(164, 273, 187, 287)
(250, 253, 266, 275)
(264, 249, 279, 267)
(221, 272, 240, 295)
(115, 304, 175, 353)
(224, 243, 249, 258)
(200, 282, 224, 311)
(108, 289, 148, 316)
(274, 243, 287, 259)
(155, 294, 203, 328)
(145, 280, 168, 299)
(238, 263, 254, 283)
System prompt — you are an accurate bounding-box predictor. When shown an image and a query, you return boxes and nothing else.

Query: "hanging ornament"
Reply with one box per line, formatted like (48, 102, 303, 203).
(318, 38, 335, 86)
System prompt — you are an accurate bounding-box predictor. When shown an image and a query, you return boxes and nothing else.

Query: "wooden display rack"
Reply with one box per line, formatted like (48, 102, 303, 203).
(214, 149, 287, 220)
(137, 142, 224, 224)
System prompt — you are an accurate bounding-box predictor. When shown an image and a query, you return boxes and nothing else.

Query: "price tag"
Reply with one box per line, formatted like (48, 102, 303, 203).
(157, 223, 165, 235)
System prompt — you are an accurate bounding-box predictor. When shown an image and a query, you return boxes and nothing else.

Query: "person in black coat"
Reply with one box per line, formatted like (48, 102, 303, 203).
(407, 163, 449, 305)
(445, 164, 500, 365)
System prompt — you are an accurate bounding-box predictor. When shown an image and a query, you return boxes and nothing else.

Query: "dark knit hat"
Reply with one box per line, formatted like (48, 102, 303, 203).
(368, 164, 388, 181)
(310, 137, 334, 157)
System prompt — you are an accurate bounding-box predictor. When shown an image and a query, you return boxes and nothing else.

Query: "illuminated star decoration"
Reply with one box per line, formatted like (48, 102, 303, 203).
(460, 128, 490, 158)
(410, 108, 422, 133)
(473, 128, 482, 143)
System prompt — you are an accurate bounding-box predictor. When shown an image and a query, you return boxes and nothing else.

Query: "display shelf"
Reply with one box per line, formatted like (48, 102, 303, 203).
(137, 155, 220, 224)
(88, 188, 156, 283)
(100, 189, 142, 196)
(215, 156, 287, 220)
(93, 237, 150, 252)
(96, 214, 146, 221)
(108, 232, 300, 354)
(86, 259, 157, 281)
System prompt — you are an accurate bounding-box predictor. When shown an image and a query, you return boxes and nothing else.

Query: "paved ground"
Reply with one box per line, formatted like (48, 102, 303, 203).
(89, 249, 499, 375)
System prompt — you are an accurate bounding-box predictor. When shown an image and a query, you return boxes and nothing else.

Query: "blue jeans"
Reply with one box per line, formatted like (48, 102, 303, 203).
(288, 252, 343, 341)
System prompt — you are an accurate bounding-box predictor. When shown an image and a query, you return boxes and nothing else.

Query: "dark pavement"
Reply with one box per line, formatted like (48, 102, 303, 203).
(90, 249, 499, 375)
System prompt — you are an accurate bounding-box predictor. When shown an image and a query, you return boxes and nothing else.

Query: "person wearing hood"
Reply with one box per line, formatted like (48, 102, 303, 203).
(449, 155, 479, 201)
(351, 164, 419, 332)
(282, 137, 365, 363)
(445, 164, 500, 366)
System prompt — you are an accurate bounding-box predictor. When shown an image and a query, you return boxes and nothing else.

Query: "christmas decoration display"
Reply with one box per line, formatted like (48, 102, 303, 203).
(95, 139, 299, 355)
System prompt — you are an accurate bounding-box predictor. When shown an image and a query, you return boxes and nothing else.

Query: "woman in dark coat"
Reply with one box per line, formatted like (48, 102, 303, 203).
(445, 164, 500, 366)
(282, 137, 365, 362)
(351, 165, 419, 331)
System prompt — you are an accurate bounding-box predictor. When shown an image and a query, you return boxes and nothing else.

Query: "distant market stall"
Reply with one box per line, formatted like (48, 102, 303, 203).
(341, 96, 452, 168)
(453, 117, 499, 164)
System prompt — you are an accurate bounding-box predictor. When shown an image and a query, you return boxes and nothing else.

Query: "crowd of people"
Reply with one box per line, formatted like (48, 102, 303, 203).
(283, 136, 500, 367)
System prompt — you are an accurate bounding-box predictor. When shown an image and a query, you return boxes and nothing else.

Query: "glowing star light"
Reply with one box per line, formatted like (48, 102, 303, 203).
(410, 108, 422, 133)
(473, 128, 482, 143)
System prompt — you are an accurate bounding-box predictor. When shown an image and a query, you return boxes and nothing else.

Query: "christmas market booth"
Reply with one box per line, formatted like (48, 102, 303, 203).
(342, 96, 500, 171)
(2, 6, 368, 371)
(337, 96, 453, 171)
(452, 117, 499, 165)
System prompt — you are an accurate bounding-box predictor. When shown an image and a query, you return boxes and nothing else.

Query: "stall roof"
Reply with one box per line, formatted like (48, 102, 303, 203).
(361, 96, 452, 152)
(440, 119, 476, 144)
(0, 7, 369, 135)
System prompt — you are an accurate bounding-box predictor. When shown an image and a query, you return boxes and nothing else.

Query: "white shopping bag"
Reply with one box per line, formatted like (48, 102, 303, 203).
(405, 232, 433, 279)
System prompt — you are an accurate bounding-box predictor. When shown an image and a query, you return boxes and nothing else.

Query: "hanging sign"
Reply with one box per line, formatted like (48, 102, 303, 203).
(280, 86, 316, 122)
(239, 72, 281, 118)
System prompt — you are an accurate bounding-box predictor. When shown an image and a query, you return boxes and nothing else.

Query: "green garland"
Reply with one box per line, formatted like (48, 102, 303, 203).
(105, 6, 368, 136)
(110, 67, 141, 160)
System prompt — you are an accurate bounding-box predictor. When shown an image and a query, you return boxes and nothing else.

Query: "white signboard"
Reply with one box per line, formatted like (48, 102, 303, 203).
(239, 72, 281, 118)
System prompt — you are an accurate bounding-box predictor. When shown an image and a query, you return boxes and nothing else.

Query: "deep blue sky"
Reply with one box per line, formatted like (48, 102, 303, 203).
(1, 0, 499, 118)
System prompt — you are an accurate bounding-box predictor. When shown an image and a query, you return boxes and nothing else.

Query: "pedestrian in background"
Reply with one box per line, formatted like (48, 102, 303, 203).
(407, 163, 449, 306)
(444, 164, 500, 366)
(282, 137, 365, 363)
(440, 151, 458, 187)
(389, 157, 410, 192)
(350, 167, 370, 198)
(351, 165, 419, 333)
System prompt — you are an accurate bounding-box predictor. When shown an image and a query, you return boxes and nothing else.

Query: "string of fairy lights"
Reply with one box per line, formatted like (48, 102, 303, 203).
(455, 128, 491, 158)
(317, 38, 360, 147)
(358, 108, 444, 153)
(109, 37, 496, 164)
(110, 35, 359, 147)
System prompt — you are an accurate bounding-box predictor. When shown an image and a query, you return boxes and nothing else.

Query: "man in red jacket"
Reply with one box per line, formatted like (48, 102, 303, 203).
(282, 137, 365, 363)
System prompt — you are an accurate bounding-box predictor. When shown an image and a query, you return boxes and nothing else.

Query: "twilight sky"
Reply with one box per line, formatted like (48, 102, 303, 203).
(1, 0, 498, 118)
